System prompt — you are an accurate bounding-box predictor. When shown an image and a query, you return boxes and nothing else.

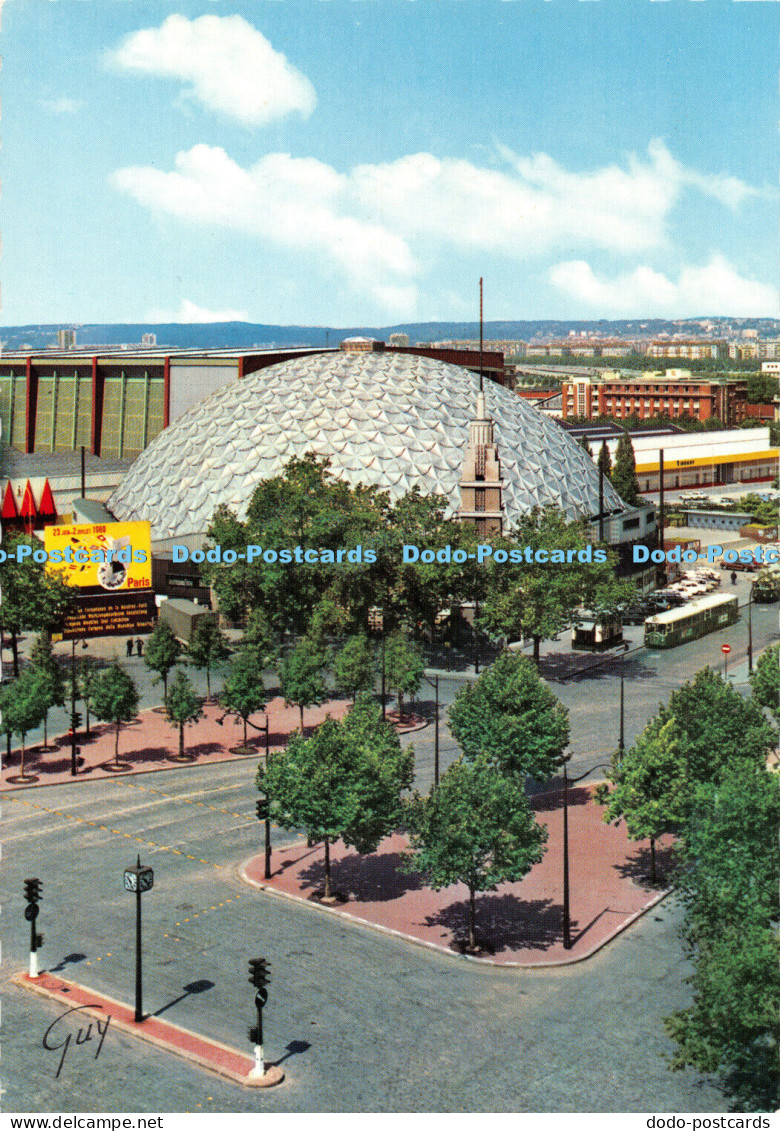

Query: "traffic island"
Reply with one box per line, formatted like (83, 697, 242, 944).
(241, 784, 673, 967)
(0, 696, 351, 790)
(11, 971, 286, 1089)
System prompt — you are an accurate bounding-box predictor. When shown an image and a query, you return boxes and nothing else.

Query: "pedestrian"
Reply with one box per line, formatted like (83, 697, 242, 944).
(126, 638, 134, 657)
(730, 571, 737, 586)
(136, 637, 143, 657)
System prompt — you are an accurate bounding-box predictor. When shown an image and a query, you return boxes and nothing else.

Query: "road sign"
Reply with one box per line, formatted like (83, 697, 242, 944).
(721, 644, 731, 654)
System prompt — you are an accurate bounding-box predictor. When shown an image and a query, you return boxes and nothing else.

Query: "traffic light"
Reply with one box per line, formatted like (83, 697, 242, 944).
(256, 798, 269, 822)
(248, 957, 270, 989)
(24, 878, 42, 904)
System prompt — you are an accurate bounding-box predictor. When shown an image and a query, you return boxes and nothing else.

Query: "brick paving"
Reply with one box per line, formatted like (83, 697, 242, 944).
(0, 697, 351, 790)
(12, 971, 284, 1087)
(242, 783, 673, 967)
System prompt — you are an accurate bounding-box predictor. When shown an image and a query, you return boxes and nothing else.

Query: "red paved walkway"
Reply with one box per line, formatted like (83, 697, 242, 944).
(0, 697, 351, 790)
(242, 784, 673, 967)
(12, 971, 283, 1087)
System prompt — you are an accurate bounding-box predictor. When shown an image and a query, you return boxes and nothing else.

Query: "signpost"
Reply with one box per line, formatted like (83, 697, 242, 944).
(722, 643, 731, 680)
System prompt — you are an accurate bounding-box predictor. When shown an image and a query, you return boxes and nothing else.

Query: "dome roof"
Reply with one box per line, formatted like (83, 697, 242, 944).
(108, 351, 624, 540)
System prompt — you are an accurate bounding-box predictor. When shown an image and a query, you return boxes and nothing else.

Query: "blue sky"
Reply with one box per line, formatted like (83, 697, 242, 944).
(3, 1, 777, 326)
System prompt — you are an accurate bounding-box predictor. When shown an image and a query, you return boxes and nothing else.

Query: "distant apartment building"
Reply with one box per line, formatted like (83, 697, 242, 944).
(560, 370, 750, 424)
(646, 339, 726, 360)
(388, 332, 409, 347)
(57, 329, 77, 350)
(525, 339, 638, 359)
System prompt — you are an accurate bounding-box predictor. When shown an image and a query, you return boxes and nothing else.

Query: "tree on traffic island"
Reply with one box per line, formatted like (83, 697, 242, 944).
(165, 669, 205, 760)
(0, 669, 47, 779)
(258, 697, 413, 899)
(402, 754, 548, 951)
(333, 633, 376, 702)
(29, 632, 66, 750)
(596, 717, 687, 882)
(91, 661, 140, 768)
(144, 620, 182, 703)
(279, 635, 328, 731)
(448, 650, 569, 783)
(383, 633, 424, 723)
(220, 647, 267, 750)
(186, 616, 231, 701)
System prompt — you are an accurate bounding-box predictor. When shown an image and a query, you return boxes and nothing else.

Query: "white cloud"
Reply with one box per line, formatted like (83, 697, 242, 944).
(40, 97, 84, 115)
(147, 299, 249, 323)
(108, 14, 316, 126)
(112, 138, 763, 319)
(112, 145, 418, 315)
(549, 256, 778, 317)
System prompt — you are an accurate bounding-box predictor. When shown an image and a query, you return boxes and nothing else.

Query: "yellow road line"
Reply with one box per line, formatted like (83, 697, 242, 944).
(0, 794, 225, 869)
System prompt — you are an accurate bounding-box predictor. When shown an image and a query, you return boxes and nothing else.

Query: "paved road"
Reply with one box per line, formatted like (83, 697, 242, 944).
(1, 764, 727, 1113)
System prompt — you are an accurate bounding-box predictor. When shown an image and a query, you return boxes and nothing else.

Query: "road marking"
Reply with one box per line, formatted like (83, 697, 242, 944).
(0, 794, 226, 868)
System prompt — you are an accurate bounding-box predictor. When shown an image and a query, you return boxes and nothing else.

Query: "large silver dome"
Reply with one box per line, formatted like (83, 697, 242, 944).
(108, 351, 624, 540)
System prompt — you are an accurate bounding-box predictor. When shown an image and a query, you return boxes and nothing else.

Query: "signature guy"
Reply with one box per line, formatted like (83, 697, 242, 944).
(42, 1004, 111, 1078)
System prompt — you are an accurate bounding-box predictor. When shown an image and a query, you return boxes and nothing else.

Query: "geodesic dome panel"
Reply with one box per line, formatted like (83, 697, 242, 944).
(107, 351, 624, 540)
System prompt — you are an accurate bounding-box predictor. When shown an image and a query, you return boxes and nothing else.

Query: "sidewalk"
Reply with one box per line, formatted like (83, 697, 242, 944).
(12, 971, 284, 1087)
(241, 783, 672, 968)
(0, 696, 351, 789)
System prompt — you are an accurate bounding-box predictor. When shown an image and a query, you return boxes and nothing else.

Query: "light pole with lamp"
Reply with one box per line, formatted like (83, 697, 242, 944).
(420, 673, 440, 785)
(747, 579, 756, 674)
(123, 856, 154, 1022)
(561, 759, 612, 950)
(69, 638, 88, 776)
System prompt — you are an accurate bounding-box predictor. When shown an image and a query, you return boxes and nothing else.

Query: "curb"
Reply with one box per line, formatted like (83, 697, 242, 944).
(238, 855, 671, 970)
(10, 971, 285, 1089)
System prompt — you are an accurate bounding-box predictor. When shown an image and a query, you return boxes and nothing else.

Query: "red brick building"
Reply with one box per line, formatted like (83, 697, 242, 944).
(561, 371, 750, 424)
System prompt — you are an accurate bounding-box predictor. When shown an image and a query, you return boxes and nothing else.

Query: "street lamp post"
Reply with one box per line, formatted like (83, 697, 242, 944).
(561, 760, 612, 950)
(123, 856, 154, 1022)
(747, 581, 755, 674)
(421, 673, 441, 785)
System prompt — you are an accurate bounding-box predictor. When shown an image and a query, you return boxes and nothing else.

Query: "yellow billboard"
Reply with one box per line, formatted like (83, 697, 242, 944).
(44, 521, 152, 592)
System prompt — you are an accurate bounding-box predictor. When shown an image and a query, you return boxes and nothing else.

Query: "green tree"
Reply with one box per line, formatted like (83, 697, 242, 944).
(673, 761, 780, 948)
(657, 667, 776, 786)
(578, 435, 593, 457)
(220, 647, 266, 750)
(597, 718, 687, 882)
(0, 538, 71, 675)
(90, 660, 140, 767)
(448, 651, 569, 782)
(29, 632, 66, 750)
(611, 431, 641, 506)
(383, 633, 424, 722)
(0, 669, 47, 779)
(403, 754, 548, 950)
(749, 643, 780, 724)
(186, 616, 231, 700)
(665, 922, 779, 1112)
(664, 761, 780, 1110)
(333, 634, 376, 702)
(279, 635, 328, 731)
(144, 619, 182, 702)
(479, 507, 633, 663)
(258, 699, 413, 898)
(165, 669, 205, 760)
(597, 440, 612, 481)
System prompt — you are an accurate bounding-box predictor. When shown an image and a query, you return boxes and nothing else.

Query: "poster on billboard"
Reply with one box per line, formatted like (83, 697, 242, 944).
(43, 520, 152, 593)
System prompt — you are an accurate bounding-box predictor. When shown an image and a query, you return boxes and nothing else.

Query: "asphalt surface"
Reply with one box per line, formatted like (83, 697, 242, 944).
(2, 759, 728, 1113)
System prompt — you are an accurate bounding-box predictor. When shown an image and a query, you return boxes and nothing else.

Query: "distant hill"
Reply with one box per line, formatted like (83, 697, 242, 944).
(2, 317, 778, 352)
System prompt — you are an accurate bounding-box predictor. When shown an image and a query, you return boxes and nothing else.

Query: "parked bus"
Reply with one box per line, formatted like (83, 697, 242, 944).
(644, 593, 739, 648)
(753, 567, 780, 604)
